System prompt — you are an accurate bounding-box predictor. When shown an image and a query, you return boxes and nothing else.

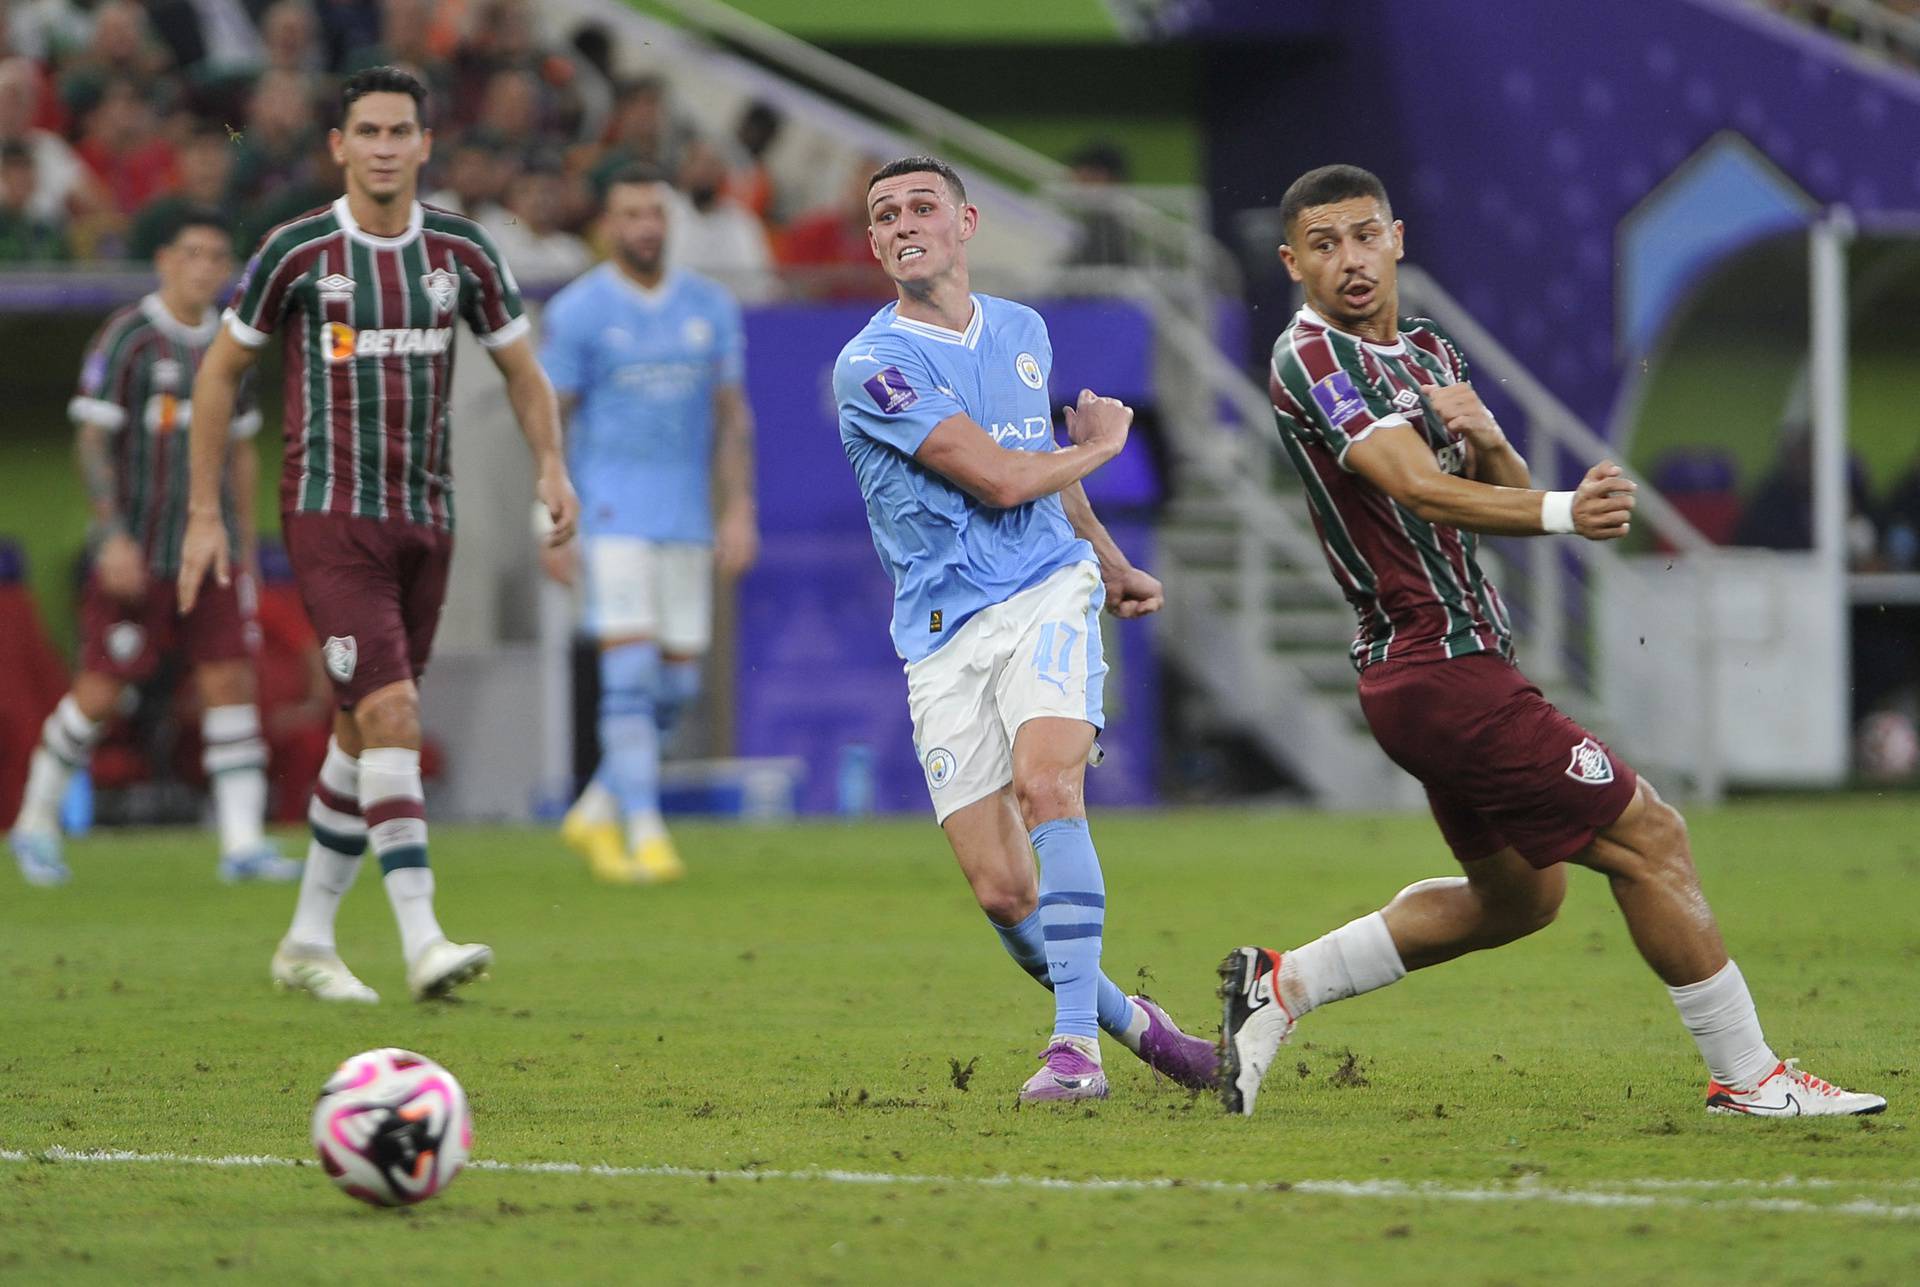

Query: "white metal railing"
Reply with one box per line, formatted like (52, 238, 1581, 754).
(636, 0, 1241, 299)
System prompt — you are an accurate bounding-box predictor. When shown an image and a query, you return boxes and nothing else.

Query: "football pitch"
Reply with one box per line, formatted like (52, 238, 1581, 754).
(3, 797, 1916, 1284)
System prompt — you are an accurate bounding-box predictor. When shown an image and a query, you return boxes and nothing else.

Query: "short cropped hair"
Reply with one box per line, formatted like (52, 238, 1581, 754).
(1279, 164, 1391, 237)
(601, 162, 669, 204)
(867, 155, 966, 207)
(340, 65, 428, 127)
(158, 206, 232, 249)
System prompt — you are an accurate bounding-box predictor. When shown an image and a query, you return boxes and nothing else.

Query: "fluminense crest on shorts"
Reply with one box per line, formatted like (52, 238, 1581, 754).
(1564, 736, 1614, 785)
(324, 635, 358, 682)
(106, 622, 145, 664)
(420, 268, 458, 314)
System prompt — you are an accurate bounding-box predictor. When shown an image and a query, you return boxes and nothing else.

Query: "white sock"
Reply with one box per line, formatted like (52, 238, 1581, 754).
(1668, 959, 1779, 1090)
(1049, 1032, 1102, 1065)
(383, 866, 442, 963)
(1111, 999, 1151, 1054)
(17, 696, 100, 833)
(287, 738, 365, 951)
(626, 808, 667, 851)
(570, 778, 617, 824)
(359, 746, 445, 964)
(1277, 911, 1408, 1017)
(203, 704, 267, 855)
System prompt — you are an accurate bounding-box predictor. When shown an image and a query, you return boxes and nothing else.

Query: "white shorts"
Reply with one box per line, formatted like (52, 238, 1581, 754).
(906, 562, 1108, 824)
(580, 536, 713, 655)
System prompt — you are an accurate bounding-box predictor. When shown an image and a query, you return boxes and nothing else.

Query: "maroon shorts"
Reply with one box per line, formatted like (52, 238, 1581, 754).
(80, 569, 255, 683)
(284, 513, 453, 709)
(1357, 652, 1638, 868)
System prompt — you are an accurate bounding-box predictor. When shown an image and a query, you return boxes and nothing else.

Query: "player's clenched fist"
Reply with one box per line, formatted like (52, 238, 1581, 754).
(1417, 381, 1504, 449)
(1573, 460, 1637, 541)
(1063, 387, 1132, 455)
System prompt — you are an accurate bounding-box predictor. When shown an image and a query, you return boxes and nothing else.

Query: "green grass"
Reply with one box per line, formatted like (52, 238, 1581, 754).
(2, 802, 1919, 1283)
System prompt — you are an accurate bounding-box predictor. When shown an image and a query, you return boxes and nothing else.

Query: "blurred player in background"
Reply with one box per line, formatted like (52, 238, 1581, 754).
(834, 156, 1217, 1101)
(178, 66, 580, 1002)
(1218, 164, 1885, 1120)
(539, 166, 758, 884)
(9, 209, 299, 889)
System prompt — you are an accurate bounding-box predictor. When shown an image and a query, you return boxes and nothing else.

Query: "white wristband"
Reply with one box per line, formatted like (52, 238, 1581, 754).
(1540, 490, 1576, 535)
(531, 499, 555, 539)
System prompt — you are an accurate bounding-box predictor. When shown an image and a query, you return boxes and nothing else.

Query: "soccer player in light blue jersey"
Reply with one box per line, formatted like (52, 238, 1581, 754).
(540, 166, 758, 883)
(834, 156, 1217, 1101)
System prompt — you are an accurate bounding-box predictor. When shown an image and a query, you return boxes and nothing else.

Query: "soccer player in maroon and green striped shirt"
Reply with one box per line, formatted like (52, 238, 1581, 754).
(177, 66, 582, 1005)
(1218, 165, 1883, 1119)
(9, 210, 298, 890)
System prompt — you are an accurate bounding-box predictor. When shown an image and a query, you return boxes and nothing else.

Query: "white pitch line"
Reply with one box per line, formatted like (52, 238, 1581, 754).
(4, 1147, 1918, 1221)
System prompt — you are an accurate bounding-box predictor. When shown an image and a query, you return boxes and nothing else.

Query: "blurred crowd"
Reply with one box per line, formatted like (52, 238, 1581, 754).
(0, 0, 903, 294)
(1762, 0, 1920, 70)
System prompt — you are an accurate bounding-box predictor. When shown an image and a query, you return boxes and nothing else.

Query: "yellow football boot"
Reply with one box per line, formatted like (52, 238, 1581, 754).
(631, 834, 687, 884)
(562, 811, 634, 883)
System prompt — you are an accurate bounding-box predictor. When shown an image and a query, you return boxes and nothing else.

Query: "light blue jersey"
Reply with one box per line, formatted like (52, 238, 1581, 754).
(541, 265, 745, 543)
(834, 294, 1092, 662)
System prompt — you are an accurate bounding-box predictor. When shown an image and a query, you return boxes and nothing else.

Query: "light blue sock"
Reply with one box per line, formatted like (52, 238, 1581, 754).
(654, 658, 701, 735)
(599, 642, 662, 819)
(991, 908, 1138, 1040)
(1033, 816, 1108, 1041)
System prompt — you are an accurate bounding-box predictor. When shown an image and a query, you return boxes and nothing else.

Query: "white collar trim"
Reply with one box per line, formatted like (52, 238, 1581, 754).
(1298, 304, 1405, 356)
(607, 263, 679, 306)
(890, 295, 983, 349)
(333, 195, 424, 248)
(141, 292, 218, 344)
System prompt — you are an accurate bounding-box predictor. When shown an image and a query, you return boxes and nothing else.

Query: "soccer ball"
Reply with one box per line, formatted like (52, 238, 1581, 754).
(310, 1048, 472, 1207)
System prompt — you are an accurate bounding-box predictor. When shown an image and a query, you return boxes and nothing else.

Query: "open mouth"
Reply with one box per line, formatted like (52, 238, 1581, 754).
(898, 246, 925, 263)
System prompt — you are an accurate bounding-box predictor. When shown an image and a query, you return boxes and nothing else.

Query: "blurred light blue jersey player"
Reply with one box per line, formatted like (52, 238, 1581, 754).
(544, 265, 744, 548)
(834, 155, 1218, 1102)
(539, 169, 758, 883)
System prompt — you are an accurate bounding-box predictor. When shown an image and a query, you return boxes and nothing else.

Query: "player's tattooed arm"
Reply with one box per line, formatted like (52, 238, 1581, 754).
(713, 384, 758, 578)
(75, 422, 123, 537)
(1348, 423, 1635, 540)
(1062, 482, 1163, 619)
(76, 422, 145, 599)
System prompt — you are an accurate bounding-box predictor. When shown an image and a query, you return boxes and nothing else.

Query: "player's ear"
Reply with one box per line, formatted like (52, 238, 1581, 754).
(419, 127, 433, 165)
(957, 202, 978, 242)
(1277, 242, 1303, 284)
(867, 222, 882, 263)
(328, 127, 345, 166)
(1392, 219, 1405, 261)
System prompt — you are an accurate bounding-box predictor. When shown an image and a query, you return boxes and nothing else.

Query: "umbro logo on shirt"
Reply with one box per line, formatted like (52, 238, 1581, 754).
(1392, 388, 1422, 412)
(316, 273, 356, 302)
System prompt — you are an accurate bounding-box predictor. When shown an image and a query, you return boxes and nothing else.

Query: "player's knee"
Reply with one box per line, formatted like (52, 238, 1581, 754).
(1518, 867, 1567, 935)
(354, 685, 421, 747)
(975, 879, 1037, 926)
(1012, 768, 1082, 831)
